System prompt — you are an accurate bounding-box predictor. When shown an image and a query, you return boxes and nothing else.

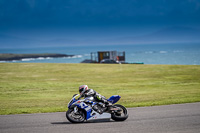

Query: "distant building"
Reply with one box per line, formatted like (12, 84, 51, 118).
(90, 51, 125, 63)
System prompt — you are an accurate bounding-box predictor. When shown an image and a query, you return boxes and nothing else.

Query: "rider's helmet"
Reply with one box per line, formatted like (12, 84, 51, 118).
(79, 85, 88, 96)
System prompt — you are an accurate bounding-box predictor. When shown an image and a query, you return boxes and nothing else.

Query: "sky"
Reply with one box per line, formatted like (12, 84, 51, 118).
(0, 0, 200, 48)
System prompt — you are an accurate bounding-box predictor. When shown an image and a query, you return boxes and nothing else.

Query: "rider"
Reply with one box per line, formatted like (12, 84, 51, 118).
(78, 85, 111, 114)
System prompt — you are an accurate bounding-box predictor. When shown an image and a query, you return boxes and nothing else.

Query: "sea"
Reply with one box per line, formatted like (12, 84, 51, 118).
(0, 43, 200, 65)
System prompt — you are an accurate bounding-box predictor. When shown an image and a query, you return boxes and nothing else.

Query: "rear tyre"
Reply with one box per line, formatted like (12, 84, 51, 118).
(66, 108, 85, 123)
(111, 104, 128, 121)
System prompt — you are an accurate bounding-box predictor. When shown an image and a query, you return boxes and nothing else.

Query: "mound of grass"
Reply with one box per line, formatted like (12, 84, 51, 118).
(0, 63, 200, 115)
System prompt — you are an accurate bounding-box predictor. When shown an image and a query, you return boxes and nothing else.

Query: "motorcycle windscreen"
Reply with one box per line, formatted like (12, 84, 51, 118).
(107, 95, 121, 104)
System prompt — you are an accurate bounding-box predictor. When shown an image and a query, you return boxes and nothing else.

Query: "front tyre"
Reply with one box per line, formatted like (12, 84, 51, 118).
(111, 104, 128, 121)
(66, 108, 85, 123)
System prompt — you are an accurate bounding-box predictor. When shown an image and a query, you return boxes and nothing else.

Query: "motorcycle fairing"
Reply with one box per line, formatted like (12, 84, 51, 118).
(87, 112, 111, 121)
(68, 95, 120, 121)
(74, 101, 95, 120)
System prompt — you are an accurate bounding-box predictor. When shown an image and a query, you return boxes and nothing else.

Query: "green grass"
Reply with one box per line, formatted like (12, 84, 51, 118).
(0, 63, 200, 115)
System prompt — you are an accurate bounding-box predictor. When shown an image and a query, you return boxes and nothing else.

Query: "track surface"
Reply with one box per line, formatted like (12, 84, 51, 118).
(0, 103, 200, 133)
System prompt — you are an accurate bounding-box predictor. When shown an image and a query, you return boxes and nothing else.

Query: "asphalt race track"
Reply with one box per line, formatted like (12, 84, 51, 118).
(0, 102, 200, 133)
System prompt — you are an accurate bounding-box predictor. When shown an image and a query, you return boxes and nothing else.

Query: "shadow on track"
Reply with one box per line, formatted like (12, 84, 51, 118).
(51, 119, 115, 125)
(51, 122, 72, 124)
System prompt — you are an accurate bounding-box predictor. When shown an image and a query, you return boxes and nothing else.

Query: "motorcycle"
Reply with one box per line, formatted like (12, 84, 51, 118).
(66, 94, 128, 123)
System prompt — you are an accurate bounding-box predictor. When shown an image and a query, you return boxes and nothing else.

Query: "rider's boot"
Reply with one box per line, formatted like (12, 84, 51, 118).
(102, 99, 112, 107)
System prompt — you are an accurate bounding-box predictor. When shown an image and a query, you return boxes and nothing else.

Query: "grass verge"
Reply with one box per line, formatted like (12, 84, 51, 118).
(0, 63, 200, 115)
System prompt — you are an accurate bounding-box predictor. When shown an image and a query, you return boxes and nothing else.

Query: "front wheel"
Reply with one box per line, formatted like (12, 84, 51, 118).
(66, 108, 85, 123)
(111, 104, 128, 121)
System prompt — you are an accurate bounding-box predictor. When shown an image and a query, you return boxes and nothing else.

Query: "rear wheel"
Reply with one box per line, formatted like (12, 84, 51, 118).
(111, 104, 128, 121)
(66, 108, 85, 123)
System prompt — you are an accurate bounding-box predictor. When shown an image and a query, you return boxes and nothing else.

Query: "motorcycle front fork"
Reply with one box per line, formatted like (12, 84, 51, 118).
(74, 106, 78, 114)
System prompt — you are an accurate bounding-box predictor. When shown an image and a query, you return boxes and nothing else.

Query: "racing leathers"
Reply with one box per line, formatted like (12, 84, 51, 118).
(79, 89, 111, 114)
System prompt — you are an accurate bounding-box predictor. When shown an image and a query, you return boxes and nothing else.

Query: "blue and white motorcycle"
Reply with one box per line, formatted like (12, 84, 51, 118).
(66, 94, 128, 123)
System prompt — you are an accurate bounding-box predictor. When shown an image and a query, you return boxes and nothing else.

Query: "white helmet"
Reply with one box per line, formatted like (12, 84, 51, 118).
(79, 85, 88, 95)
